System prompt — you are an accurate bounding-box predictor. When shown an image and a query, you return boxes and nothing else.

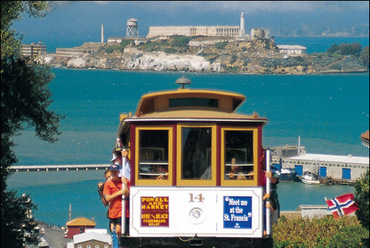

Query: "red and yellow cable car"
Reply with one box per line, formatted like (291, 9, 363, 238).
(115, 78, 273, 247)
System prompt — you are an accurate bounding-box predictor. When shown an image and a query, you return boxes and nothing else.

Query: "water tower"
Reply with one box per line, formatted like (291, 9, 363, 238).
(126, 18, 139, 38)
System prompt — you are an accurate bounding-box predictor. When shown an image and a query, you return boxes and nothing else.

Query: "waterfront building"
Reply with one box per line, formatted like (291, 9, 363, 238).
(277, 45, 307, 56)
(21, 42, 46, 57)
(271, 146, 369, 182)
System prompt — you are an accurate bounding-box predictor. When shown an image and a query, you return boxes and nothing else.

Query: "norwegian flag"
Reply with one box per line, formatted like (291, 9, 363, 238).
(325, 193, 358, 218)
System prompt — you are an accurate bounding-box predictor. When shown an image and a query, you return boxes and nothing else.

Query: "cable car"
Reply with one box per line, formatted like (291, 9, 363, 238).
(114, 78, 274, 247)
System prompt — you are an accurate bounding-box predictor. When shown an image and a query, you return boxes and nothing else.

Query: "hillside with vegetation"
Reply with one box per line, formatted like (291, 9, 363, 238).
(39, 36, 369, 74)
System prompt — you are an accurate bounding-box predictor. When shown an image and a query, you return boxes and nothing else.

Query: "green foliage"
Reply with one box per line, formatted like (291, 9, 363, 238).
(164, 47, 177, 54)
(355, 171, 369, 230)
(230, 55, 238, 64)
(359, 46, 369, 69)
(143, 41, 161, 52)
(327, 43, 363, 56)
(215, 41, 228, 50)
(273, 216, 368, 248)
(120, 39, 134, 48)
(1, 192, 39, 248)
(172, 35, 192, 48)
(1, 2, 63, 247)
(105, 45, 121, 54)
(328, 225, 369, 248)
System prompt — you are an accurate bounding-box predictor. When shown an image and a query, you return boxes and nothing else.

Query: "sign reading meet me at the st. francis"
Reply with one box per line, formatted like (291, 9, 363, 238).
(223, 196, 252, 229)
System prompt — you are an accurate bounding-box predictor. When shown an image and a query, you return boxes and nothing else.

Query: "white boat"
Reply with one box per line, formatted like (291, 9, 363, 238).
(301, 172, 321, 184)
(280, 168, 298, 181)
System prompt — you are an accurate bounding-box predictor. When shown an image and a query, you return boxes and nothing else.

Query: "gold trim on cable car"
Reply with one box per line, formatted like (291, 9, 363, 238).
(135, 126, 173, 186)
(176, 123, 217, 186)
(221, 127, 259, 186)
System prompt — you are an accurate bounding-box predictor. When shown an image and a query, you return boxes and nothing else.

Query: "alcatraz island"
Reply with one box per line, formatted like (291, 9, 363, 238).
(23, 14, 369, 74)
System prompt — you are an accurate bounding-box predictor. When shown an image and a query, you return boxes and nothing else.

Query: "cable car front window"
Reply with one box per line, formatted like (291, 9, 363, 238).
(138, 130, 169, 180)
(224, 130, 254, 180)
(181, 127, 212, 180)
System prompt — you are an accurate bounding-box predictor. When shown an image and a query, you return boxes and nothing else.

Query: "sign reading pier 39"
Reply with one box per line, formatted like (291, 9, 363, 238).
(130, 187, 263, 237)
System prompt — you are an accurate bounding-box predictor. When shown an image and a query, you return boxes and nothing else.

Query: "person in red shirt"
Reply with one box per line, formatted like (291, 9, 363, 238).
(103, 164, 130, 245)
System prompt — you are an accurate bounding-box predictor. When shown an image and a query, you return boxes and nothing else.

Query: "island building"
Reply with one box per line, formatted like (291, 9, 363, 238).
(271, 145, 369, 183)
(250, 28, 269, 40)
(21, 42, 46, 57)
(146, 12, 251, 39)
(277, 45, 307, 56)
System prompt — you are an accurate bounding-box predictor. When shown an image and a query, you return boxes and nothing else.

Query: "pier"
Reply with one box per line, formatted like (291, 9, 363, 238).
(9, 164, 110, 172)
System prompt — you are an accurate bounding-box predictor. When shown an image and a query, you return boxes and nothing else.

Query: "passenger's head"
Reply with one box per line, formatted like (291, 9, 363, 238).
(104, 170, 112, 180)
(108, 164, 120, 178)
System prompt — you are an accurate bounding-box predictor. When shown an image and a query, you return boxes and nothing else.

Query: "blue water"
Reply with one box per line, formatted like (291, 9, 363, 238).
(7, 69, 368, 229)
(13, 70, 369, 165)
(7, 36, 369, 229)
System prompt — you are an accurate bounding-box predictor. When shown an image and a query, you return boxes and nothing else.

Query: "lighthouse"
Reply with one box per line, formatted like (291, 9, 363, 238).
(239, 12, 245, 36)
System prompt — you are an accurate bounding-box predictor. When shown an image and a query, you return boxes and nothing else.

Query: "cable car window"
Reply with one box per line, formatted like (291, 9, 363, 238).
(181, 127, 212, 180)
(224, 130, 254, 181)
(138, 130, 169, 180)
(169, 98, 218, 108)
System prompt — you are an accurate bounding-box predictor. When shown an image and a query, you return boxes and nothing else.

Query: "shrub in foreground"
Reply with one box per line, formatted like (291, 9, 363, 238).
(273, 215, 368, 248)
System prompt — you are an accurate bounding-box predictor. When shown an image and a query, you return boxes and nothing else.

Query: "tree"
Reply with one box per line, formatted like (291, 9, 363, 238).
(1, 2, 63, 247)
(359, 46, 369, 69)
(355, 171, 369, 230)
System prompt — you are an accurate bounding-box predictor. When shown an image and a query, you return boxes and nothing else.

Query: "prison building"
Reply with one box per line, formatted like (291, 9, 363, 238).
(21, 42, 46, 57)
(146, 26, 240, 38)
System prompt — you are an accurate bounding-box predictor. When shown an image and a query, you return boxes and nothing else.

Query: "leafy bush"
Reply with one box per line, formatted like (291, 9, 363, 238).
(273, 216, 368, 248)
(164, 47, 177, 54)
(105, 45, 121, 54)
(215, 41, 228, 49)
(230, 55, 238, 64)
(327, 43, 362, 56)
(359, 46, 369, 69)
(172, 36, 192, 48)
(355, 171, 369, 230)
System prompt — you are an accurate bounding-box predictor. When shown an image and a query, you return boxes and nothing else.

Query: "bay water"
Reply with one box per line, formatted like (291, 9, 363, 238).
(7, 36, 369, 229)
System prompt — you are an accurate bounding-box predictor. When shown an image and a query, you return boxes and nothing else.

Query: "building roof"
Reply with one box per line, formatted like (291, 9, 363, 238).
(73, 231, 112, 245)
(287, 153, 369, 165)
(66, 217, 96, 227)
(277, 45, 307, 50)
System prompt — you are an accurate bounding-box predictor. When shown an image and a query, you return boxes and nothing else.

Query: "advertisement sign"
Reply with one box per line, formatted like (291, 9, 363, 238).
(223, 196, 252, 229)
(141, 196, 169, 227)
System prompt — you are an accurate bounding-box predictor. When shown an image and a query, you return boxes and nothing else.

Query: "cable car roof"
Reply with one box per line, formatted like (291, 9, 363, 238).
(135, 88, 247, 115)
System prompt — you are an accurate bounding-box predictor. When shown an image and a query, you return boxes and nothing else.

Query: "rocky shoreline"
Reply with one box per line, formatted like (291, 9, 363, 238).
(36, 38, 368, 74)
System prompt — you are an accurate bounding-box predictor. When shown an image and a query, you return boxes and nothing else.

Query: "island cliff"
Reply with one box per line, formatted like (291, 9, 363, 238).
(36, 36, 368, 74)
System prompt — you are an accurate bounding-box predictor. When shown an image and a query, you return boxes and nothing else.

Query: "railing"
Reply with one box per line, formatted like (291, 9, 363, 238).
(8, 164, 110, 172)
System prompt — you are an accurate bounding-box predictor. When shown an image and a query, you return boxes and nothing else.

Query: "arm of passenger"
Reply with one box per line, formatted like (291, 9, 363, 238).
(104, 189, 125, 202)
(265, 171, 278, 184)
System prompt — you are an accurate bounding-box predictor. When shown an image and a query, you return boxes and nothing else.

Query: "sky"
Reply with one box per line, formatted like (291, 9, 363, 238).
(12, 1, 369, 52)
